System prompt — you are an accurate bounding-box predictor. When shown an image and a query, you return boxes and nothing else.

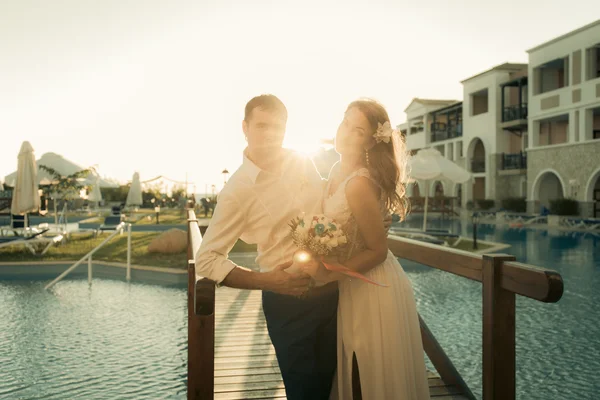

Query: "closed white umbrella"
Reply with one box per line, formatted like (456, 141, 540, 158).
(408, 148, 471, 231)
(126, 172, 143, 207)
(87, 176, 103, 204)
(11, 141, 41, 215)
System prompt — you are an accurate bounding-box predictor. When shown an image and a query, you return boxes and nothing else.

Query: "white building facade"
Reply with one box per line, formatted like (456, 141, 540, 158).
(461, 63, 529, 208)
(526, 20, 600, 217)
(400, 20, 600, 217)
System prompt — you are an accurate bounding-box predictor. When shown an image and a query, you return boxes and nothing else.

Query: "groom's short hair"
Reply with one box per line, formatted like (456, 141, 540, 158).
(244, 94, 288, 122)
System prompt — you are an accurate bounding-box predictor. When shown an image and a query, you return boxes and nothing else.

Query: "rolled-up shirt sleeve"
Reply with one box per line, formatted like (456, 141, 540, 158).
(194, 192, 246, 284)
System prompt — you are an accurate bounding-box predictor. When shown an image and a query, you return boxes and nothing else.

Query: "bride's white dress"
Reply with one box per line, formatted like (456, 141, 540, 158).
(324, 167, 430, 400)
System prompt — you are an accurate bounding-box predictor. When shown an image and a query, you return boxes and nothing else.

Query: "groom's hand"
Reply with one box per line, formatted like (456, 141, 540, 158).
(264, 261, 311, 296)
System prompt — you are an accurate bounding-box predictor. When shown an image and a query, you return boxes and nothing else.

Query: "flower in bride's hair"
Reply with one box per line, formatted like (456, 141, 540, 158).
(373, 121, 394, 144)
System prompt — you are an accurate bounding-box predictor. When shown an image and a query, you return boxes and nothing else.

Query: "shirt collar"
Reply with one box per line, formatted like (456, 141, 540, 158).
(242, 149, 262, 184)
(241, 148, 293, 184)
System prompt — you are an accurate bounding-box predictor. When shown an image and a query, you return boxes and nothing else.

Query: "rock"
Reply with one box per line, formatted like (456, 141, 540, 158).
(147, 228, 187, 254)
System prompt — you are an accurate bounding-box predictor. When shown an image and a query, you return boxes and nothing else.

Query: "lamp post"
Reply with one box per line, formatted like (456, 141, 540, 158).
(472, 212, 479, 250)
(222, 169, 229, 186)
(211, 184, 216, 201)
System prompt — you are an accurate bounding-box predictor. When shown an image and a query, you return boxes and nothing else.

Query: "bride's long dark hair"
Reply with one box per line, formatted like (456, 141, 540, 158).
(346, 99, 410, 221)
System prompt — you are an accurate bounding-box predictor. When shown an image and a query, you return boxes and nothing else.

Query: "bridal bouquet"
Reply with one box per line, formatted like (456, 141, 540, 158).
(289, 214, 347, 255)
(289, 214, 387, 287)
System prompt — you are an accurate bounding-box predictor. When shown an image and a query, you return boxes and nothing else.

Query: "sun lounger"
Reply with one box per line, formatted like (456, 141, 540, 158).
(96, 215, 124, 235)
(0, 229, 62, 255)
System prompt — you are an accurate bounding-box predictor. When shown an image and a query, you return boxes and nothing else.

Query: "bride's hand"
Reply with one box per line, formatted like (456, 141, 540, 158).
(299, 259, 320, 278)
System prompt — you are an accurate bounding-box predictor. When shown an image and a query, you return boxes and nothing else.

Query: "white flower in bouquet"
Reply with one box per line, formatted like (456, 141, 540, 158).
(289, 214, 345, 256)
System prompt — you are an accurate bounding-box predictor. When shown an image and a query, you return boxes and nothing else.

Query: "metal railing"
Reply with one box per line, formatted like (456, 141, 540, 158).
(430, 122, 463, 142)
(501, 152, 527, 170)
(471, 159, 485, 172)
(502, 103, 528, 122)
(44, 222, 131, 290)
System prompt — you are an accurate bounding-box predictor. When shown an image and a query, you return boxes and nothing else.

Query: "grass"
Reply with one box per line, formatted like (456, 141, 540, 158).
(0, 231, 256, 268)
(133, 210, 188, 225)
(450, 238, 495, 252)
(127, 209, 213, 225)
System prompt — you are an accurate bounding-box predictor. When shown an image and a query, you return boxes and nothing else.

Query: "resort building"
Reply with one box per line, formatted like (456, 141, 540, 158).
(401, 19, 600, 218)
(525, 19, 600, 217)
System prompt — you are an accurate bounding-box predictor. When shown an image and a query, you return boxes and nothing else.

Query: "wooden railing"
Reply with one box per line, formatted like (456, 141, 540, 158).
(387, 236, 563, 400)
(186, 209, 564, 400)
(187, 210, 216, 400)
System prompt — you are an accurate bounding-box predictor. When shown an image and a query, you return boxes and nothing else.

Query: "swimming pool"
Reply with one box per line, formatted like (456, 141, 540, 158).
(0, 219, 598, 399)
(0, 280, 188, 399)
(400, 216, 600, 400)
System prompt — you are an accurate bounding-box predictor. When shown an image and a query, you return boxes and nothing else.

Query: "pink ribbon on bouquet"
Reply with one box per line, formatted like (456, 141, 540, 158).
(321, 259, 388, 287)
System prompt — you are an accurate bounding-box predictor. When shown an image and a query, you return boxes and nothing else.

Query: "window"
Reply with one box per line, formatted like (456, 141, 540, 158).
(534, 57, 569, 94)
(470, 89, 488, 116)
(593, 108, 600, 140)
(409, 119, 424, 135)
(538, 115, 569, 145)
(586, 44, 600, 80)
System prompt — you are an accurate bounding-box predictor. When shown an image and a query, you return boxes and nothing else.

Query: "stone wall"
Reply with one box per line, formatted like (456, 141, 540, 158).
(496, 174, 525, 200)
(526, 140, 600, 216)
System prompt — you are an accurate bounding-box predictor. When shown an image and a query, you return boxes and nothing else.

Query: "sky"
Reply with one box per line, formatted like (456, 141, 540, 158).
(1, 0, 598, 193)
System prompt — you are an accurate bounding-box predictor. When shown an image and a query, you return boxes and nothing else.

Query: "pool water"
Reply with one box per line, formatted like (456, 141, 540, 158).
(400, 216, 600, 399)
(0, 280, 187, 399)
(0, 217, 598, 399)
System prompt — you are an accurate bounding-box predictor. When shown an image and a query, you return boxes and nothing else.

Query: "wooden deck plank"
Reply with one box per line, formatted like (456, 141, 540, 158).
(211, 287, 467, 399)
(215, 367, 281, 377)
(214, 389, 287, 400)
(215, 373, 285, 385)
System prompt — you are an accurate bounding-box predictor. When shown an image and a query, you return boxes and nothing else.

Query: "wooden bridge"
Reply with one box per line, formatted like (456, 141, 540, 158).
(186, 210, 563, 399)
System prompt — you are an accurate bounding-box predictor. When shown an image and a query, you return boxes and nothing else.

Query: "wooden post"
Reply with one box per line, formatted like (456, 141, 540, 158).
(482, 254, 517, 400)
(187, 217, 215, 400)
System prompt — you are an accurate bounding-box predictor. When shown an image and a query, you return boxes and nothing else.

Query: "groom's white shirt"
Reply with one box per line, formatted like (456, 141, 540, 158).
(195, 149, 325, 284)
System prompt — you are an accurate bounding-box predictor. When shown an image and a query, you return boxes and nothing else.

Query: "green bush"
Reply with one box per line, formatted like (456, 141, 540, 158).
(476, 199, 495, 210)
(550, 198, 579, 216)
(501, 197, 527, 213)
(466, 200, 474, 210)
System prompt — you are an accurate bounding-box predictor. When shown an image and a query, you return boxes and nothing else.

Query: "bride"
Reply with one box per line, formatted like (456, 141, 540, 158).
(302, 99, 430, 399)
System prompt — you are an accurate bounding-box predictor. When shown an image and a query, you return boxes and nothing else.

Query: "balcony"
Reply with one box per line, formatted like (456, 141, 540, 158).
(501, 77, 528, 132)
(503, 104, 528, 122)
(471, 159, 485, 173)
(430, 122, 463, 142)
(501, 152, 527, 171)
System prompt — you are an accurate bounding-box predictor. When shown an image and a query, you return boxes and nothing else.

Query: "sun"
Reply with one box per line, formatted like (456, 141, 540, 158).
(283, 136, 322, 156)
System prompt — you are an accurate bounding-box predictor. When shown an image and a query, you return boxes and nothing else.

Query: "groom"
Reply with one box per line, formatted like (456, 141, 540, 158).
(195, 94, 339, 400)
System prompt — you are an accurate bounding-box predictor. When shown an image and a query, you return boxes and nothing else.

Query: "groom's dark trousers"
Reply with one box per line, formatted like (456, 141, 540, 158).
(262, 283, 338, 400)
